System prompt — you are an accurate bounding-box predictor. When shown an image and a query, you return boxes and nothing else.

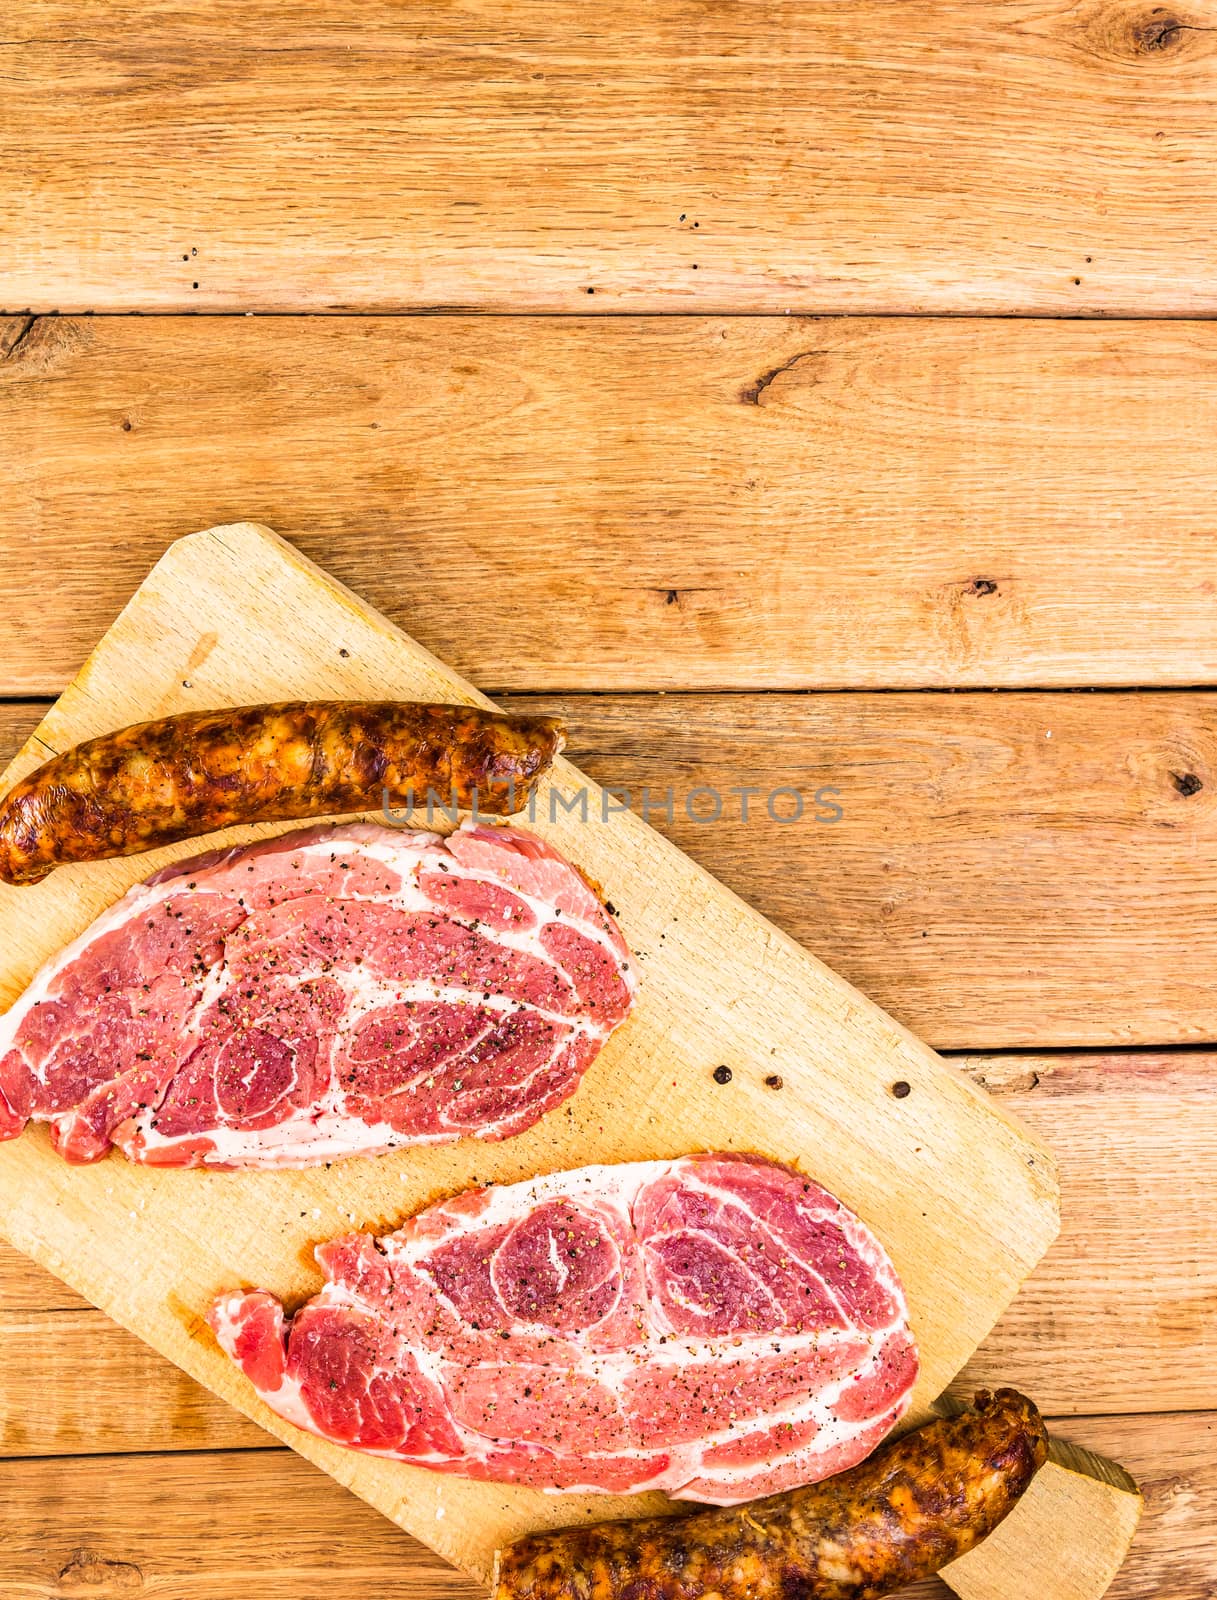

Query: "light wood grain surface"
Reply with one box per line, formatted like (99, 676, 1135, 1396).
(4, 1412, 1210, 1600)
(505, 691, 1217, 1049)
(9, 686, 1217, 1049)
(5, 315, 1217, 694)
(4, 3, 1217, 313)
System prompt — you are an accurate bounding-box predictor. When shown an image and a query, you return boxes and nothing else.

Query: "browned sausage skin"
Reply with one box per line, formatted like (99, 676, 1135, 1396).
(0, 702, 565, 885)
(494, 1390, 1048, 1600)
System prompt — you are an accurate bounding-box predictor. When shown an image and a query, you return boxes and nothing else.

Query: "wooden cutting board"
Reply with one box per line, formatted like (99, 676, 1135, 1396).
(0, 523, 1060, 1584)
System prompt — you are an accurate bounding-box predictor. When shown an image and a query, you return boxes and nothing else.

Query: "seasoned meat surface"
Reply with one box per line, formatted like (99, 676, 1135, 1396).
(0, 819, 632, 1165)
(211, 1153, 917, 1497)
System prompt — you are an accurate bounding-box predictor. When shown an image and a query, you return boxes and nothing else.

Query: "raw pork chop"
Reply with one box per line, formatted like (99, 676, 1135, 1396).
(210, 1154, 918, 1501)
(0, 821, 635, 1167)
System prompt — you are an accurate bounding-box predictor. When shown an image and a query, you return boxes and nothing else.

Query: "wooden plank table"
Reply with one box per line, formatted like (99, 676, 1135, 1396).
(4, 2, 1217, 314)
(3, 6, 1217, 1595)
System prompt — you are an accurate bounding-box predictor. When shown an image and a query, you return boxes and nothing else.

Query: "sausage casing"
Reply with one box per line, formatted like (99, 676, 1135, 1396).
(0, 701, 565, 885)
(494, 1389, 1048, 1600)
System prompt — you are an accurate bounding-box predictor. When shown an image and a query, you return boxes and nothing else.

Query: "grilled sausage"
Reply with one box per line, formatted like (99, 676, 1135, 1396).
(494, 1389, 1048, 1600)
(0, 701, 565, 885)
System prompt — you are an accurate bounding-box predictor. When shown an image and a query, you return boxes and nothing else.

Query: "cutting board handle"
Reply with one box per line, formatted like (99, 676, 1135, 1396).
(942, 1432, 1141, 1600)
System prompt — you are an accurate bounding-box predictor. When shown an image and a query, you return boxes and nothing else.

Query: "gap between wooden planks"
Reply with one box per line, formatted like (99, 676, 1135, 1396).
(4, 691, 1217, 1050)
(2, 2, 1217, 313)
(2, 1412, 1210, 1600)
(3, 1050, 1211, 1457)
(4, 316, 1217, 693)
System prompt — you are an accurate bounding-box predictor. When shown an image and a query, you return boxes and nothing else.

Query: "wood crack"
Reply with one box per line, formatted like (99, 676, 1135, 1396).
(739, 350, 826, 407)
(0, 37, 103, 47)
(1, 316, 37, 363)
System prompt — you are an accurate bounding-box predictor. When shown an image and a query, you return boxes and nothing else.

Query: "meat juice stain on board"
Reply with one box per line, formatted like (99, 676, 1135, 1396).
(166, 1290, 215, 1345)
